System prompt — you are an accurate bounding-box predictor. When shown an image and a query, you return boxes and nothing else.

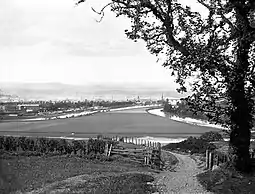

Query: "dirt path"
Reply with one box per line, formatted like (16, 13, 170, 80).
(154, 151, 213, 194)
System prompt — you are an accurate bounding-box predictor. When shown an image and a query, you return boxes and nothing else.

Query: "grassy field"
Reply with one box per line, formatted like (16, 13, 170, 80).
(0, 108, 221, 193)
(0, 153, 158, 194)
(197, 165, 255, 194)
(0, 109, 220, 139)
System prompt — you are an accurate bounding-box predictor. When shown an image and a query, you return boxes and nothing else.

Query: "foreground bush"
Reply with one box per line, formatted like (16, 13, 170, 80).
(163, 136, 216, 154)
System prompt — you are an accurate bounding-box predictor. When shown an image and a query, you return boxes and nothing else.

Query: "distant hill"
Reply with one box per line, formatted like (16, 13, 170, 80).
(0, 82, 189, 101)
(0, 89, 20, 102)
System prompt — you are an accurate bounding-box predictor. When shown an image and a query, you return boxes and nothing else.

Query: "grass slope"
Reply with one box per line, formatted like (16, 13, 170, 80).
(0, 154, 158, 194)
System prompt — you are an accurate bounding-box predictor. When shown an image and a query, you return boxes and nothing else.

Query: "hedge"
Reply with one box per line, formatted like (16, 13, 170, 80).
(0, 136, 115, 156)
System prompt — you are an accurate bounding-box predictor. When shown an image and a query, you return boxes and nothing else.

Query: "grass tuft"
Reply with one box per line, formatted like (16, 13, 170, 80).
(197, 164, 255, 194)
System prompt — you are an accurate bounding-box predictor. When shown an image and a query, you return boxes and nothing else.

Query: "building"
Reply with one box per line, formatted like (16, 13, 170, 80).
(17, 104, 40, 112)
(0, 105, 5, 112)
(2, 104, 19, 112)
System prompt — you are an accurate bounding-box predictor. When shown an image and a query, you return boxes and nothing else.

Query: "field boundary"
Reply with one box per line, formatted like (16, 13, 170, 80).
(104, 136, 163, 169)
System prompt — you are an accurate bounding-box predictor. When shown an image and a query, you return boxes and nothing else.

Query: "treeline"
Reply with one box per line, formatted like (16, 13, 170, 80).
(40, 101, 93, 111)
(95, 100, 135, 108)
(40, 100, 135, 112)
(163, 100, 207, 120)
(0, 136, 116, 157)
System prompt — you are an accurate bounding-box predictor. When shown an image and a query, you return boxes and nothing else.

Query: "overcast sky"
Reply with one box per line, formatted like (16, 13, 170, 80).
(0, 0, 205, 89)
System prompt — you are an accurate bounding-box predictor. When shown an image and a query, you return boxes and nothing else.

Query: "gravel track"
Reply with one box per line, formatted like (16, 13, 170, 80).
(154, 151, 213, 194)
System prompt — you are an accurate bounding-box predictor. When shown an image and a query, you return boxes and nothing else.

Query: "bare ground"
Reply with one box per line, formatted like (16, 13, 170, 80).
(154, 151, 213, 194)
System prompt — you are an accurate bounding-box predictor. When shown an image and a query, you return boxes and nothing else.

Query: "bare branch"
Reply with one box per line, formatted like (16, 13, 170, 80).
(91, 3, 113, 22)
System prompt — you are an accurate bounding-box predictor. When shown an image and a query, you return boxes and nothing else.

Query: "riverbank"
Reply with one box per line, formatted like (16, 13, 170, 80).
(147, 108, 226, 129)
(147, 108, 255, 142)
(0, 106, 221, 146)
(1, 105, 160, 123)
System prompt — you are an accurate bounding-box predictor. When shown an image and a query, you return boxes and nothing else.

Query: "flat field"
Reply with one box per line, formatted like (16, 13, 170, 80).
(0, 108, 220, 138)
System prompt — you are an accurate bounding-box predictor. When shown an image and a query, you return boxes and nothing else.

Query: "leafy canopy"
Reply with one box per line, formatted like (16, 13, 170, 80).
(77, 0, 255, 128)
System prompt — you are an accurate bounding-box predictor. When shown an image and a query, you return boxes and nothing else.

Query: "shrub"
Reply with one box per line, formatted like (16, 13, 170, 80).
(46, 139, 59, 152)
(97, 134, 103, 140)
(200, 131, 223, 142)
(56, 139, 68, 154)
(3, 136, 17, 151)
(35, 137, 48, 153)
(18, 137, 35, 151)
(163, 136, 216, 154)
(0, 136, 4, 150)
(72, 140, 83, 154)
(87, 139, 106, 154)
(119, 137, 124, 142)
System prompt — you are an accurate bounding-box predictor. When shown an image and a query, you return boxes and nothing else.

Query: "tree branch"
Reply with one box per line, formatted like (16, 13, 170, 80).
(113, 0, 190, 56)
(91, 3, 113, 22)
(198, 0, 237, 35)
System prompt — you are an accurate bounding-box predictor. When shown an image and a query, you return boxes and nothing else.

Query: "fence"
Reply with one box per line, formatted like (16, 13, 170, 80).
(104, 136, 163, 169)
(0, 135, 162, 169)
(205, 149, 255, 170)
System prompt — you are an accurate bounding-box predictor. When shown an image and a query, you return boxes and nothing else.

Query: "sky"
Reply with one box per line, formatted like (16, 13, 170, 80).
(0, 0, 205, 90)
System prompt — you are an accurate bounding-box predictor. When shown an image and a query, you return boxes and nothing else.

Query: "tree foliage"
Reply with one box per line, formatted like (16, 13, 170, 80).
(77, 0, 255, 172)
(164, 99, 208, 120)
(200, 131, 224, 142)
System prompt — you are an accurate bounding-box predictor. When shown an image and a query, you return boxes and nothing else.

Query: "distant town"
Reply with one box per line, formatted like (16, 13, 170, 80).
(0, 91, 181, 121)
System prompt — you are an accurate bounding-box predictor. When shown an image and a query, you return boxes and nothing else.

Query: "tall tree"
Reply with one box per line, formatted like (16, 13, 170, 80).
(77, 0, 255, 172)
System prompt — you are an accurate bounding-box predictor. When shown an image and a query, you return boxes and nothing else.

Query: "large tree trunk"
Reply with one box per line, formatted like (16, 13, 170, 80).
(228, 12, 253, 173)
(229, 81, 252, 172)
(227, 0, 254, 173)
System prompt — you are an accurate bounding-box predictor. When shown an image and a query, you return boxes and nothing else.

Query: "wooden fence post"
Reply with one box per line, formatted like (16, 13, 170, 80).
(158, 142, 161, 161)
(223, 155, 226, 163)
(104, 143, 108, 156)
(85, 142, 89, 155)
(206, 150, 209, 169)
(149, 149, 152, 165)
(147, 150, 150, 165)
(209, 152, 214, 170)
(144, 152, 147, 165)
(108, 144, 112, 157)
(216, 154, 219, 166)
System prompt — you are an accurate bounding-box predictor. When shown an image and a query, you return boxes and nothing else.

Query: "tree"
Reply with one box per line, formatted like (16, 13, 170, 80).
(77, 0, 255, 172)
